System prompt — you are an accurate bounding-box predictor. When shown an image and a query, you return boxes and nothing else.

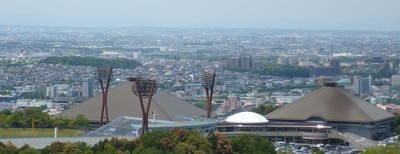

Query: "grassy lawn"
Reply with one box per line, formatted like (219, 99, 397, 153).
(0, 128, 85, 138)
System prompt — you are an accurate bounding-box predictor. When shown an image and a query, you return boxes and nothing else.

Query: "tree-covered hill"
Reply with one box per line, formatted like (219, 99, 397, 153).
(39, 56, 141, 69)
(229, 62, 310, 78)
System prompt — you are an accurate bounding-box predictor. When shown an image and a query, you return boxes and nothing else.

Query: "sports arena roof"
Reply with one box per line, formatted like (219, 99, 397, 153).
(225, 111, 269, 124)
(266, 83, 394, 123)
(57, 82, 205, 122)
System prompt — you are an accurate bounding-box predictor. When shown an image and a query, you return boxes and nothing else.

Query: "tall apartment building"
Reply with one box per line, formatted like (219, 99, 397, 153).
(133, 51, 141, 60)
(241, 55, 252, 69)
(231, 57, 241, 68)
(218, 96, 242, 114)
(277, 57, 297, 65)
(329, 59, 341, 74)
(230, 55, 260, 70)
(46, 85, 58, 98)
(353, 75, 372, 95)
(82, 78, 94, 98)
(252, 60, 261, 70)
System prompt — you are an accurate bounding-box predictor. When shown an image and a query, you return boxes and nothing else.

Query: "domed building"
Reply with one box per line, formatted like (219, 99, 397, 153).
(217, 111, 332, 144)
(217, 111, 270, 134)
(225, 111, 269, 123)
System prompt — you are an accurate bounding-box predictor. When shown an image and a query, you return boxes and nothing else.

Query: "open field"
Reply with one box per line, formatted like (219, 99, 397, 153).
(0, 128, 85, 138)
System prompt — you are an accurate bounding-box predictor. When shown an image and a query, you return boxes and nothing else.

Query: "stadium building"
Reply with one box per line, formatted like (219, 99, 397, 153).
(58, 82, 394, 149)
(216, 83, 394, 149)
(58, 82, 207, 123)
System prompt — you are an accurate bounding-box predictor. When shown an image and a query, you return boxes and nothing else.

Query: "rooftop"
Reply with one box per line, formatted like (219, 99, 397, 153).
(57, 82, 206, 122)
(224, 111, 269, 124)
(266, 84, 394, 123)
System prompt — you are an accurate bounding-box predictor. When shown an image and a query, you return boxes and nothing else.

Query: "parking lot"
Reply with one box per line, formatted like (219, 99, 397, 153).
(275, 142, 362, 154)
(378, 135, 398, 146)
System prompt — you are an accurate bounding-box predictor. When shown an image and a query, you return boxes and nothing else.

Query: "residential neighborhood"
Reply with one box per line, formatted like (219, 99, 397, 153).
(1, 26, 400, 118)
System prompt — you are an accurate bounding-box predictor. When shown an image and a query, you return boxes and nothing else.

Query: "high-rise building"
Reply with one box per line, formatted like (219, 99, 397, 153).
(219, 95, 242, 114)
(277, 57, 286, 64)
(46, 85, 58, 98)
(353, 75, 372, 95)
(82, 78, 94, 98)
(329, 59, 341, 74)
(214, 84, 226, 92)
(278, 57, 297, 65)
(241, 55, 252, 69)
(230, 55, 260, 70)
(133, 51, 141, 60)
(398, 64, 400, 73)
(310, 59, 341, 77)
(46, 86, 51, 97)
(68, 89, 81, 97)
(252, 60, 261, 70)
(231, 57, 241, 68)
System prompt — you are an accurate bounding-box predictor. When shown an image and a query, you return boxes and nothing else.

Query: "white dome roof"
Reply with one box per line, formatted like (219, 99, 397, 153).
(224, 111, 269, 123)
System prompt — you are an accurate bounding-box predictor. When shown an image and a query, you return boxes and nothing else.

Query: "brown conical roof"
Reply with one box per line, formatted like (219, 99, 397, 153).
(57, 82, 205, 122)
(266, 85, 394, 123)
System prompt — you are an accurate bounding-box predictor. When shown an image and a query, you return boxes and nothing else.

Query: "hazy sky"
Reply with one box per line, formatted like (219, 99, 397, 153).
(1, 0, 400, 30)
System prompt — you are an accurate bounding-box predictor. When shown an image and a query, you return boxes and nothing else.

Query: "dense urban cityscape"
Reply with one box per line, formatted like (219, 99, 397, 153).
(2, 0, 400, 153)
(1, 26, 400, 113)
(0, 25, 400, 153)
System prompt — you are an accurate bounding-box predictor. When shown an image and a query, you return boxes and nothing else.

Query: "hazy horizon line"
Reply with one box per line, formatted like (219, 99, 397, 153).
(2, 24, 400, 33)
(1, 14, 400, 32)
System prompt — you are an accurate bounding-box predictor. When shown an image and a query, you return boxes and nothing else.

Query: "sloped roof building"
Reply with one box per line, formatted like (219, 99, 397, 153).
(217, 83, 394, 149)
(57, 82, 206, 123)
(266, 83, 394, 140)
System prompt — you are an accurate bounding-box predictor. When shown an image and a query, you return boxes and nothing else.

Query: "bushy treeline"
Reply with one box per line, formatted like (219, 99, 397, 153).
(39, 56, 141, 69)
(252, 104, 281, 115)
(363, 145, 400, 154)
(0, 108, 90, 129)
(19, 91, 48, 99)
(0, 141, 41, 154)
(229, 63, 310, 78)
(0, 127, 276, 154)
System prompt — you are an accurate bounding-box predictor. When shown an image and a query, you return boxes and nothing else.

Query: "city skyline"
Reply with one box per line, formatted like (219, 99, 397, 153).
(1, 0, 400, 31)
